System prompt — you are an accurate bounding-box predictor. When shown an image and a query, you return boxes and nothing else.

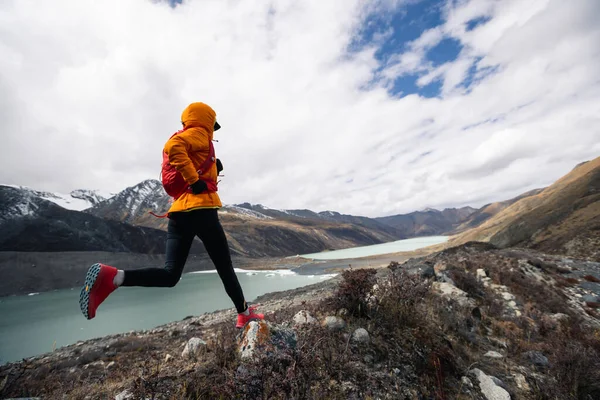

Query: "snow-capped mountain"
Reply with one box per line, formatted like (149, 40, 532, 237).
(0, 184, 112, 211)
(86, 179, 172, 226)
(0, 184, 189, 254)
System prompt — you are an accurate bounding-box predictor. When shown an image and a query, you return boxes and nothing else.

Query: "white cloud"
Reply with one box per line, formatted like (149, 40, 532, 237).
(0, 0, 599, 217)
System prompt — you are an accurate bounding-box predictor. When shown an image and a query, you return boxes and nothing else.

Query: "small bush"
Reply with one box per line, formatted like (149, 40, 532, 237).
(448, 268, 486, 299)
(335, 268, 377, 318)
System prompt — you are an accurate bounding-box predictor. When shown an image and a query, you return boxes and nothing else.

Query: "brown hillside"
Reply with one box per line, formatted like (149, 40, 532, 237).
(451, 157, 600, 260)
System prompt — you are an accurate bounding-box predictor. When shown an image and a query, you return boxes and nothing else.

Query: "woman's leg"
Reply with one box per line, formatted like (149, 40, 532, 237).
(192, 209, 247, 313)
(121, 213, 195, 287)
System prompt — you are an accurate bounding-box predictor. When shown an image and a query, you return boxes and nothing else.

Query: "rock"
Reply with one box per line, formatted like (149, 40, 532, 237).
(461, 376, 474, 388)
(513, 373, 530, 391)
(406, 262, 435, 279)
(293, 310, 317, 326)
(488, 337, 508, 349)
(432, 282, 475, 307)
(508, 301, 517, 308)
(522, 351, 549, 368)
(476, 269, 487, 279)
(84, 360, 105, 370)
(470, 368, 511, 400)
(165, 354, 173, 363)
(550, 313, 569, 322)
(484, 351, 504, 359)
(436, 271, 456, 285)
(106, 361, 116, 370)
(392, 367, 401, 375)
(181, 337, 206, 359)
(337, 308, 349, 317)
(115, 390, 133, 400)
(501, 292, 515, 301)
(351, 328, 370, 344)
(238, 320, 296, 360)
(239, 321, 268, 360)
(363, 354, 374, 364)
(323, 316, 346, 331)
(434, 261, 447, 273)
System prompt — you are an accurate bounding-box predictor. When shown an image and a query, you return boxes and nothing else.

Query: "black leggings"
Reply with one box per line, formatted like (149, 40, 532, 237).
(122, 208, 247, 313)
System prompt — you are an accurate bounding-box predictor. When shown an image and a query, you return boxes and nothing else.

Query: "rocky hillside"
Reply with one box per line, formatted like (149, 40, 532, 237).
(2, 242, 599, 399)
(0, 185, 204, 254)
(452, 189, 544, 233)
(85, 180, 401, 257)
(452, 157, 600, 261)
(375, 206, 478, 237)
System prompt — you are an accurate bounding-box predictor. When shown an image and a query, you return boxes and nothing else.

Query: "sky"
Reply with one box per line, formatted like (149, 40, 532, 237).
(1, 0, 599, 217)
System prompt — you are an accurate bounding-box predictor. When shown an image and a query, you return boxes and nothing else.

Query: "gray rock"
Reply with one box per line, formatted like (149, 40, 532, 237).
(501, 292, 515, 301)
(238, 320, 297, 360)
(523, 351, 549, 368)
(293, 310, 317, 326)
(432, 282, 475, 307)
(461, 376, 474, 388)
(115, 390, 133, 400)
(351, 328, 370, 344)
(513, 373, 530, 391)
(484, 351, 504, 359)
(165, 354, 173, 362)
(106, 361, 116, 370)
(323, 316, 346, 331)
(181, 337, 206, 359)
(488, 337, 508, 349)
(363, 354, 374, 364)
(406, 263, 435, 279)
(550, 313, 569, 322)
(470, 368, 511, 400)
(476, 269, 487, 279)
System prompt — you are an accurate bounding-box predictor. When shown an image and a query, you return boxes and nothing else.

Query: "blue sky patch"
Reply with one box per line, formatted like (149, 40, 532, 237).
(350, 0, 467, 98)
(426, 37, 462, 66)
(392, 74, 442, 98)
(465, 16, 491, 31)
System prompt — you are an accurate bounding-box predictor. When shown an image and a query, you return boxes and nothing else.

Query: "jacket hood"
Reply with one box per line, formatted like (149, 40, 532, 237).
(181, 102, 217, 137)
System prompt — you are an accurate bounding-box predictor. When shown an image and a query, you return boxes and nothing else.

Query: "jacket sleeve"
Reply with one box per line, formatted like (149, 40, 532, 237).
(164, 133, 199, 185)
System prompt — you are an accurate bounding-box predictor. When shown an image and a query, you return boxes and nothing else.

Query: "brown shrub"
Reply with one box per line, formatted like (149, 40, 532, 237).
(335, 268, 377, 318)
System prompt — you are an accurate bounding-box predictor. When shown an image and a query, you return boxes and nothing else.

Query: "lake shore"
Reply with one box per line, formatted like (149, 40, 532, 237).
(0, 239, 446, 297)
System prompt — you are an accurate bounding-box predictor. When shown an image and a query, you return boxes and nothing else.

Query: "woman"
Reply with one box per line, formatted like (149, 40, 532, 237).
(79, 102, 264, 328)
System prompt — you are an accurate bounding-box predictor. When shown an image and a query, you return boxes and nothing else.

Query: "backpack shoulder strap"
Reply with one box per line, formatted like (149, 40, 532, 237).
(197, 141, 216, 175)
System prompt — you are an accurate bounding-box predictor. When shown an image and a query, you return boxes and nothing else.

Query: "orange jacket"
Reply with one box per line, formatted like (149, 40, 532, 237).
(165, 102, 222, 213)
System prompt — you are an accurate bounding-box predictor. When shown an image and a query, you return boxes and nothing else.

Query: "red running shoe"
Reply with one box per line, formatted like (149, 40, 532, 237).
(236, 305, 265, 328)
(79, 263, 118, 320)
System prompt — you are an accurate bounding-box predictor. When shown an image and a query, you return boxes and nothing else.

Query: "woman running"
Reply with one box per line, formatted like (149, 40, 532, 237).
(79, 102, 264, 328)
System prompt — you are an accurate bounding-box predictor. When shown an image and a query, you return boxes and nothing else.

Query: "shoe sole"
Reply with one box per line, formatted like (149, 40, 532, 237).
(80, 263, 101, 320)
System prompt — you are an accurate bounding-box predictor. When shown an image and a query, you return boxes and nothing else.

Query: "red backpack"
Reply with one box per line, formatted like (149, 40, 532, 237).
(160, 128, 217, 200)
